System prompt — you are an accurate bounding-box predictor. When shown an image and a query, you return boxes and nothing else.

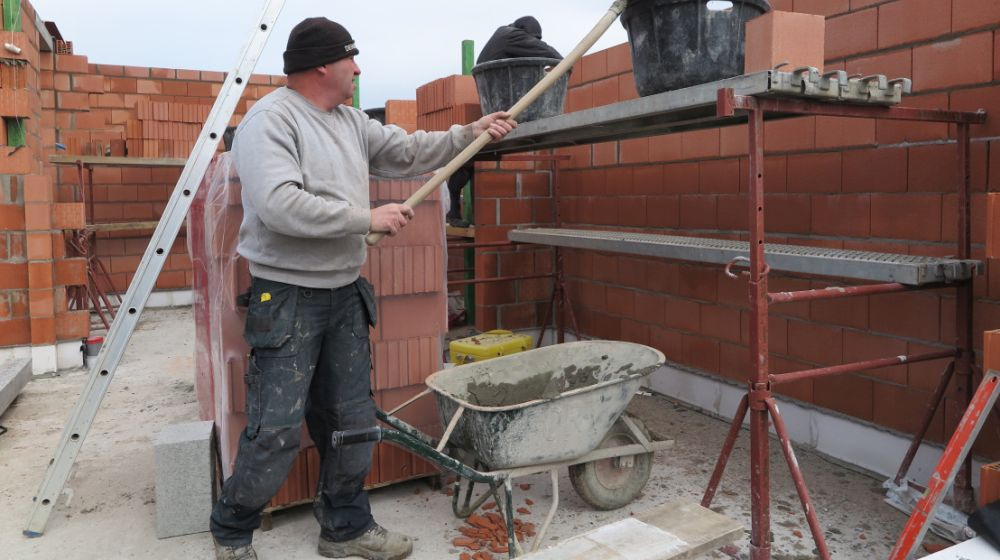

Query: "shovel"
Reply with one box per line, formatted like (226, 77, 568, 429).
(366, 0, 629, 246)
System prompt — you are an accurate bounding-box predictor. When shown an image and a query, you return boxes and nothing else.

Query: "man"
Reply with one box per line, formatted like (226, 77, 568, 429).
(477, 15, 563, 64)
(444, 16, 561, 228)
(209, 17, 515, 560)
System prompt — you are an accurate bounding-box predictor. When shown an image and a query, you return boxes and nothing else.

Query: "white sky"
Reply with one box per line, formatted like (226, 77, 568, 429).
(27, 0, 631, 109)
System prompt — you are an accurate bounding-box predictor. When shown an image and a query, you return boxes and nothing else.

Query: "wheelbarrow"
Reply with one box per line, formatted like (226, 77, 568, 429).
(331, 340, 674, 557)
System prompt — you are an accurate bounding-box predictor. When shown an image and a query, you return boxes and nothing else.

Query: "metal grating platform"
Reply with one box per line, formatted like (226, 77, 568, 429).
(479, 70, 909, 157)
(509, 228, 980, 285)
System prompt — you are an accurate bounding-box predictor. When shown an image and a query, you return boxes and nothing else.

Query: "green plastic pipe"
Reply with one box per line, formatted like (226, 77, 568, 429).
(461, 39, 474, 75)
(461, 39, 475, 326)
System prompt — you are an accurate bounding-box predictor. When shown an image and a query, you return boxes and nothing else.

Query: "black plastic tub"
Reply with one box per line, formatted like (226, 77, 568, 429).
(471, 57, 568, 123)
(363, 107, 386, 125)
(621, 0, 771, 96)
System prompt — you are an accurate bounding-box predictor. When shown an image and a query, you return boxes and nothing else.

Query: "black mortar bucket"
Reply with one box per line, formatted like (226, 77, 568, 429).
(621, 0, 771, 96)
(471, 57, 569, 123)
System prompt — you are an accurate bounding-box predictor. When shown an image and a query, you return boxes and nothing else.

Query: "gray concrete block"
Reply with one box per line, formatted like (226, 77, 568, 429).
(0, 357, 31, 417)
(154, 420, 216, 539)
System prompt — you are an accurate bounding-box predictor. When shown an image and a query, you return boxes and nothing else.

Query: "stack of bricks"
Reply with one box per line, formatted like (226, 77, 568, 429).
(0, 0, 87, 350)
(384, 100, 417, 133)
(188, 155, 327, 508)
(127, 100, 211, 158)
(473, 0, 1000, 458)
(365, 175, 447, 482)
(416, 75, 481, 132)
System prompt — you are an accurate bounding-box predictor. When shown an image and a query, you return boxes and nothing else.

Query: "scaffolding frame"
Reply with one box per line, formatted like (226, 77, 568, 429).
(50, 155, 187, 329)
(700, 89, 984, 559)
(480, 75, 987, 558)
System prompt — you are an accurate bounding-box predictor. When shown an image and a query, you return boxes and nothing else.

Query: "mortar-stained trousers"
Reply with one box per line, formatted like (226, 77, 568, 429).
(210, 275, 378, 546)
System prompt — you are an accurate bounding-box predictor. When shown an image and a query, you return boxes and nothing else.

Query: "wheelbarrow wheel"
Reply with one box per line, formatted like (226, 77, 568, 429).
(568, 414, 652, 510)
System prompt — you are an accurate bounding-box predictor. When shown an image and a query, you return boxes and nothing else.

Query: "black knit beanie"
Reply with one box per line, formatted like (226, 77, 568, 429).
(283, 17, 359, 75)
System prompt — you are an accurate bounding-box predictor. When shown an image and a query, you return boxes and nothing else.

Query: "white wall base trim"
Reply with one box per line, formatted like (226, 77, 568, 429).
(0, 341, 83, 375)
(143, 289, 194, 308)
(94, 289, 193, 309)
(648, 363, 984, 488)
(55, 340, 84, 371)
(31, 345, 58, 374)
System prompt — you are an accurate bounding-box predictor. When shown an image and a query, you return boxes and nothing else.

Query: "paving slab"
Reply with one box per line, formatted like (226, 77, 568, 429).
(0, 356, 31, 417)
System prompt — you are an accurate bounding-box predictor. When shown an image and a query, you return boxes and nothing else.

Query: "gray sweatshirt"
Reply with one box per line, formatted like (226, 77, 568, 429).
(232, 87, 474, 289)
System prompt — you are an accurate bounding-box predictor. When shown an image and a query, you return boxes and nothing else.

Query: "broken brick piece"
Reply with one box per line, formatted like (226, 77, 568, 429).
(453, 537, 478, 548)
(468, 514, 491, 529)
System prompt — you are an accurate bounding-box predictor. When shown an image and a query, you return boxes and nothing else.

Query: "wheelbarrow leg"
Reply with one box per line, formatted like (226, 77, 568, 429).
(452, 460, 501, 518)
(532, 470, 559, 553)
(503, 478, 520, 558)
(452, 476, 476, 517)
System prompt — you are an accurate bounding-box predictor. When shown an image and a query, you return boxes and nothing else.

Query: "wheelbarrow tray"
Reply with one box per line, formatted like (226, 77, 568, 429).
(424, 340, 665, 470)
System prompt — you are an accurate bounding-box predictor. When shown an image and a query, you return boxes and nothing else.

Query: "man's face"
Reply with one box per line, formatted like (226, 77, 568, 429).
(322, 56, 361, 101)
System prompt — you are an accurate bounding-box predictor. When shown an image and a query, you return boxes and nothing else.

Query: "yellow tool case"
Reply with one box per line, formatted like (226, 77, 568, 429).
(449, 330, 534, 364)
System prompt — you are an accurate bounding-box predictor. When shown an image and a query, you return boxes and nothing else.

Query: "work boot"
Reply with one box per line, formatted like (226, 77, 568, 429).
(317, 524, 414, 560)
(214, 540, 258, 560)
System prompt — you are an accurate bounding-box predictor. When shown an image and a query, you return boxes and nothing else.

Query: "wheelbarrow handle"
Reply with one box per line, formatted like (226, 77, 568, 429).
(330, 427, 383, 448)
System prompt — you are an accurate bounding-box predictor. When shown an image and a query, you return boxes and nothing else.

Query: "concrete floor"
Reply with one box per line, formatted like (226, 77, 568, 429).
(0, 307, 946, 559)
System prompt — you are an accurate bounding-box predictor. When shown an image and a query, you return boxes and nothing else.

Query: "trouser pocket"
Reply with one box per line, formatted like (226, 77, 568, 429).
(352, 277, 377, 338)
(244, 278, 299, 356)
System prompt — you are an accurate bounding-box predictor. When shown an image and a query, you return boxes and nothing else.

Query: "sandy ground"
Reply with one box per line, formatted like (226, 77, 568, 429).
(0, 307, 944, 559)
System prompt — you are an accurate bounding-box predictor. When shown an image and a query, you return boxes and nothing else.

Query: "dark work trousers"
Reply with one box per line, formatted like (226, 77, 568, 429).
(446, 166, 472, 219)
(210, 276, 378, 546)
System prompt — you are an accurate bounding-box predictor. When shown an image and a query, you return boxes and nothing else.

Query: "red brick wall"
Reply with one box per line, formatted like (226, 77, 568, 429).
(0, 0, 89, 347)
(42, 56, 284, 294)
(409, 74, 559, 331)
(0, 0, 286, 349)
(477, 0, 1000, 457)
(472, 158, 557, 331)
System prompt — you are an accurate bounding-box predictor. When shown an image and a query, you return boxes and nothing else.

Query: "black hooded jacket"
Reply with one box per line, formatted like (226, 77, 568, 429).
(476, 16, 563, 64)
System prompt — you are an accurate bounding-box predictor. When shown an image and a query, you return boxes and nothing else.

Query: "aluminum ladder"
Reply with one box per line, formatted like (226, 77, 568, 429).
(24, 0, 286, 536)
